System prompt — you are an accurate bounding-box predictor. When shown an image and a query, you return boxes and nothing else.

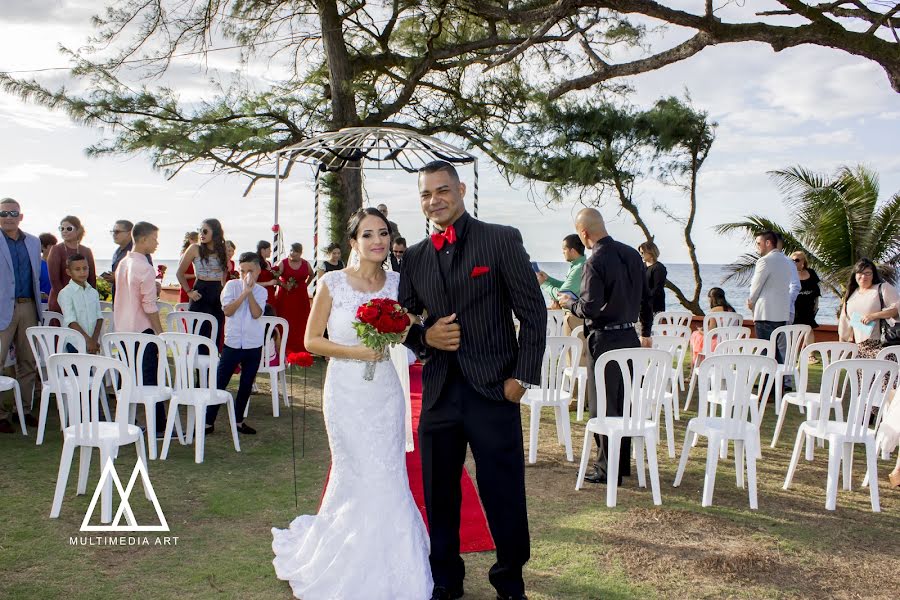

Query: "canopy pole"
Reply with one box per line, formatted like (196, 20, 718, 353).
(274, 154, 282, 262)
(473, 158, 479, 219)
(311, 165, 321, 293)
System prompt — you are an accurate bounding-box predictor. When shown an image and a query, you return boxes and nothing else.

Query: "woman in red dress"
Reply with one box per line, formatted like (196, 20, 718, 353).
(275, 242, 314, 352)
(177, 231, 198, 303)
(255, 240, 280, 310)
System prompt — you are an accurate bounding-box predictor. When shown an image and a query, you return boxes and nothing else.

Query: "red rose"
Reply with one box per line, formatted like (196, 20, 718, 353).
(286, 351, 314, 367)
(374, 313, 396, 334)
(272, 224, 280, 233)
(357, 303, 381, 323)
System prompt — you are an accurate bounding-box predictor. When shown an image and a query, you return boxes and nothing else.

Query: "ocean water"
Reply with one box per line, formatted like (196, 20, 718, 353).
(536, 261, 840, 325)
(95, 259, 840, 324)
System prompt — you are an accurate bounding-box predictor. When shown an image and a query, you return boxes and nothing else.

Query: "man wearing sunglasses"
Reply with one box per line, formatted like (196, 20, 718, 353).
(0, 198, 43, 434)
(103, 220, 135, 298)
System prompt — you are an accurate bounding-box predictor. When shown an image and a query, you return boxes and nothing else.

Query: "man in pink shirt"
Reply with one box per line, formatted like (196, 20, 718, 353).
(113, 221, 165, 435)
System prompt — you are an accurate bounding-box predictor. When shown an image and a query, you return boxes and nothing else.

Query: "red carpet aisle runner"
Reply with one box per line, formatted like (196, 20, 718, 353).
(320, 363, 495, 553)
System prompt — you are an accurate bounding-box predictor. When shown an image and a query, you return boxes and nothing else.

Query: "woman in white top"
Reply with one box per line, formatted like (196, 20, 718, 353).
(837, 258, 900, 358)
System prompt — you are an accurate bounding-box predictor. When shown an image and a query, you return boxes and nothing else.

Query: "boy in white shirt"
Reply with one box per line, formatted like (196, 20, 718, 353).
(57, 254, 103, 353)
(205, 252, 267, 435)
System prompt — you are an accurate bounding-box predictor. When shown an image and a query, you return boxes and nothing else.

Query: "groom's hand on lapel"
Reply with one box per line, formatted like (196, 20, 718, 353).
(424, 313, 460, 351)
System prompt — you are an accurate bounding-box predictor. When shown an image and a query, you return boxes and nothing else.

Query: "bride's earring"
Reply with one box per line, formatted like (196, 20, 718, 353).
(349, 246, 361, 270)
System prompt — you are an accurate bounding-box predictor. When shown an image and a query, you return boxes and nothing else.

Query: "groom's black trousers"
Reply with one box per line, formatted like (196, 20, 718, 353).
(419, 360, 530, 597)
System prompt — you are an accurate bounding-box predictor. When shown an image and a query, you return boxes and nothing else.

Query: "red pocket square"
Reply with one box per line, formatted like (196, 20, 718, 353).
(471, 266, 490, 278)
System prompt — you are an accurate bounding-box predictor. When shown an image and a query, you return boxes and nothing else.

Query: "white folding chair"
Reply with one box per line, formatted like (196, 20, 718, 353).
(159, 333, 240, 464)
(651, 335, 687, 456)
(0, 376, 27, 435)
(673, 354, 777, 509)
(165, 311, 218, 386)
(652, 311, 692, 329)
(27, 326, 112, 444)
(248, 316, 289, 418)
(651, 324, 691, 398)
(100, 310, 115, 335)
(98, 301, 113, 312)
(103, 332, 183, 459)
(48, 353, 149, 524)
(40, 311, 64, 327)
(561, 325, 589, 421)
(685, 324, 750, 412)
(576, 348, 670, 507)
(546, 309, 566, 337)
(770, 342, 858, 451)
(770, 324, 811, 415)
(174, 302, 190, 312)
(875, 346, 900, 459)
(784, 359, 898, 512)
(521, 336, 582, 463)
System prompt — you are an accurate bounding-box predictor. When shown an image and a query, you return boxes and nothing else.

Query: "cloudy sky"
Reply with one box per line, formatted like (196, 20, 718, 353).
(2, 1, 899, 265)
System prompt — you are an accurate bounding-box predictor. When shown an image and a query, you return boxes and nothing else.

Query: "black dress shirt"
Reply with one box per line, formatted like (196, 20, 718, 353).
(571, 235, 653, 337)
(646, 261, 668, 313)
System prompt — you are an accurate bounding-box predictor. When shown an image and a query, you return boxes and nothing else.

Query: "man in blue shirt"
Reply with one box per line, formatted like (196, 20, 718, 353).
(0, 198, 43, 433)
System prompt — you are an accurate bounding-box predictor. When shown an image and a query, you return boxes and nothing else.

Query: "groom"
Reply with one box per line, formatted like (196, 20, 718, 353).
(400, 161, 547, 600)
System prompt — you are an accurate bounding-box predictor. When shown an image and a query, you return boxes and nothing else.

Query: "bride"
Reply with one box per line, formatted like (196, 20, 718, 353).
(272, 208, 432, 599)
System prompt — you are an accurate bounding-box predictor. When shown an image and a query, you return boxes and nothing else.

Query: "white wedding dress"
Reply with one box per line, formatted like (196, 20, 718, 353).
(272, 270, 432, 600)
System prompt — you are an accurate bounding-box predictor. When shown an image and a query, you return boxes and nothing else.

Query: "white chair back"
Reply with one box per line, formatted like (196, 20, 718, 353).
(703, 326, 750, 353)
(796, 342, 858, 399)
(259, 316, 289, 370)
(47, 353, 130, 430)
(772, 324, 811, 366)
(538, 336, 582, 403)
(100, 310, 115, 335)
(653, 311, 692, 328)
(817, 359, 898, 441)
(165, 310, 218, 340)
(174, 302, 190, 312)
(546, 309, 566, 337)
(594, 348, 671, 431)
(714, 338, 773, 357)
(160, 333, 217, 391)
(876, 346, 900, 392)
(651, 324, 690, 339)
(99, 301, 113, 312)
(697, 354, 777, 436)
(26, 326, 85, 384)
(702, 312, 744, 332)
(103, 333, 169, 388)
(651, 335, 689, 372)
(41, 311, 64, 327)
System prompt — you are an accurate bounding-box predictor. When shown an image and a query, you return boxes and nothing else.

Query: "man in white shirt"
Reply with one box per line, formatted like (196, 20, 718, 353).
(205, 252, 267, 435)
(747, 230, 794, 365)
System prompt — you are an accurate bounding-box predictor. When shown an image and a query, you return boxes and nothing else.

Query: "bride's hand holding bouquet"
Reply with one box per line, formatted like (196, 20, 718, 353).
(353, 297, 411, 380)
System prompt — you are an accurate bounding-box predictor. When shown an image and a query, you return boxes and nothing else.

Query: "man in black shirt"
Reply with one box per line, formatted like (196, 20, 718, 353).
(559, 208, 653, 485)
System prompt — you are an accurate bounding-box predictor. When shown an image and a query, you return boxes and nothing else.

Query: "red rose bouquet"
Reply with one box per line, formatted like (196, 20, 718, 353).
(353, 298, 411, 380)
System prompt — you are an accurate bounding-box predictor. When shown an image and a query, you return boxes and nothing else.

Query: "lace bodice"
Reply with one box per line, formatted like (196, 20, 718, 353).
(321, 270, 401, 347)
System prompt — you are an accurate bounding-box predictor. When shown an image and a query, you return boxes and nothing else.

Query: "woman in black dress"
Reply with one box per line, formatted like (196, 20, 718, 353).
(791, 250, 821, 354)
(639, 240, 667, 315)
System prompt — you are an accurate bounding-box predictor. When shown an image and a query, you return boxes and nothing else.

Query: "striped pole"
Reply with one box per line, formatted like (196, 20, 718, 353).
(311, 166, 321, 293)
(273, 154, 282, 262)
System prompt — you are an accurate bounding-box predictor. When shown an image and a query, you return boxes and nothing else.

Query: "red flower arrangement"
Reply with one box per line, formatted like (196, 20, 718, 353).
(353, 298, 411, 380)
(272, 224, 280, 233)
(286, 352, 314, 367)
(155, 264, 167, 280)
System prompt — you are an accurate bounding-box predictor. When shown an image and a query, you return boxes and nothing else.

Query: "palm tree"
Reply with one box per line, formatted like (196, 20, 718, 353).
(716, 165, 900, 300)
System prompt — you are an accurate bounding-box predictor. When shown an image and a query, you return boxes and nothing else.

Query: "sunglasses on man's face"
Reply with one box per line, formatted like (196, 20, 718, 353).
(0, 210, 21, 218)
(110, 229, 128, 235)
(59, 225, 76, 232)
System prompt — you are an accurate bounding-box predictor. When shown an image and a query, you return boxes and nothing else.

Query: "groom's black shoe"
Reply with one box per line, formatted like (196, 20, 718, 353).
(431, 585, 464, 600)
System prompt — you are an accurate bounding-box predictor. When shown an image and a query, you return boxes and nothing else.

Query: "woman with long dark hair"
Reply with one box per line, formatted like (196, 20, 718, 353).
(838, 258, 899, 358)
(256, 240, 280, 309)
(177, 231, 199, 304)
(689, 287, 737, 363)
(48, 215, 97, 313)
(177, 219, 228, 348)
(275, 242, 314, 352)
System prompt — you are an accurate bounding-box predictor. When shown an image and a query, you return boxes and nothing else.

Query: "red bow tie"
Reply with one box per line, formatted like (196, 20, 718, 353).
(430, 224, 457, 251)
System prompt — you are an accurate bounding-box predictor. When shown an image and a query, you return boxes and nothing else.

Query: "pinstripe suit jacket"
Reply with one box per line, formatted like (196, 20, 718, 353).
(399, 215, 547, 410)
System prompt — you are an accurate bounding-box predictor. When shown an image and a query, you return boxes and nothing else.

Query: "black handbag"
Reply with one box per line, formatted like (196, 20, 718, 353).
(877, 284, 900, 346)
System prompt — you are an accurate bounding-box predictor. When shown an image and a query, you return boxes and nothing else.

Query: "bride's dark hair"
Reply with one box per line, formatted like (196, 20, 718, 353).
(346, 207, 392, 240)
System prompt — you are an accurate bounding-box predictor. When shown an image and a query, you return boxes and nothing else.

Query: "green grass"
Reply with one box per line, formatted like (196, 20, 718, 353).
(1, 360, 899, 599)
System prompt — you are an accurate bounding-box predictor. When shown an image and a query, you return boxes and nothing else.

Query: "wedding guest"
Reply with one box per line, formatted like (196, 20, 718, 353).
(276, 242, 313, 353)
(559, 208, 652, 486)
(47, 215, 97, 313)
(390, 237, 406, 272)
(114, 221, 166, 436)
(537, 234, 585, 304)
(255, 240, 280, 309)
(103, 219, 134, 298)
(689, 287, 737, 363)
(178, 231, 199, 304)
(747, 231, 793, 364)
(776, 234, 802, 324)
(316, 242, 344, 279)
(205, 252, 267, 436)
(639, 240, 667, 315)
(226, 240, 238, 279)
(838, 258, 899, 358)
(791, 250, 821, 354)
(38, 232, 56, 302)
(377, 203, 401, 241)
(0, 197, 42, 433)
(57, 254, 103, 354)
(177, 219, 227, 349)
